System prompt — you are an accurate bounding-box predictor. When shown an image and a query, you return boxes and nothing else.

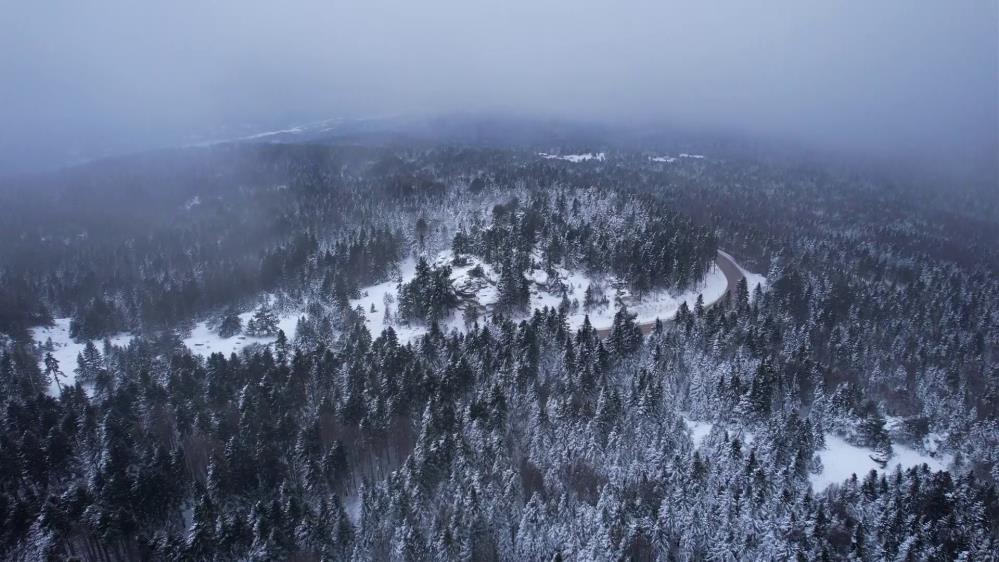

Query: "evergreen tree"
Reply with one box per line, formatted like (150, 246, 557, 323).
(609, 305, 642, 356)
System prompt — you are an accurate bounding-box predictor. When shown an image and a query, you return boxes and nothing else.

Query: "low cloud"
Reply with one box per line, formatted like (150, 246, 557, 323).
(2, 1, 996, 178)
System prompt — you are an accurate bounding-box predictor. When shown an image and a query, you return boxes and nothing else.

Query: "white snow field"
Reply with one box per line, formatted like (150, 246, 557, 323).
(182, 309, 302, 357)
(538, 152, 606, 163)
(30, 311, 305, 395)
(810, 434, 952, 492)
(349, 253, 503, 343)
(29, 250, 753, 388)
(683, 417, 951, 492)
(683, 417, 715, 448)
(30, 318, 133, 394)
(650, 154, 706, 163)
(349, 256, 424, 342)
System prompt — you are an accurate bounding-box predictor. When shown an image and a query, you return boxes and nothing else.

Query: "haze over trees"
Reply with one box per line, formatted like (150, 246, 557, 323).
(0, 138, 995, 560)
(0, 1, 997, 560)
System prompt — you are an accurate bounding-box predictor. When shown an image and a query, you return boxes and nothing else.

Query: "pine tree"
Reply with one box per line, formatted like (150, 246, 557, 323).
(43, 352, 61, 392)
(219, 312, 243, 338)
(609, 305, 642, 356)
(74, 340, 103, 383)
(246, 307, 279, 337)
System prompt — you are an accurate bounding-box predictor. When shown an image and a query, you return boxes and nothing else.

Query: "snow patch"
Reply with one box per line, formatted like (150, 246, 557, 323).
(30, 318, 133, 395)
(345, 494, 362, 526)
(810, 434, 951, 492)
(183, 309, 302, 357)
(538, 152, 606, 163)
(680, 420, 949, 493)
(349, 256, 428, 344)
(683, 417, 714, 448)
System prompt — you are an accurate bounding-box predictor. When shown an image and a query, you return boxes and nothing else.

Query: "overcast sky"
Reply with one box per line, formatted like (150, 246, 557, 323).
(2, 0, 996, 177)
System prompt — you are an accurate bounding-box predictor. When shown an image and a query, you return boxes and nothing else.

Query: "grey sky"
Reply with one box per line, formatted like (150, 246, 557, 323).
(2, 0, 996, 177)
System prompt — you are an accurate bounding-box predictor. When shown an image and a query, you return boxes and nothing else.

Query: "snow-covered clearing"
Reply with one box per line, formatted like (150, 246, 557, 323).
(649, 156, 676, 163)
(649, 154, 706, 164)
(345, 494, 363, 525)
(30, 309, 305, 395)
(534, 260, 729, 332)
(683, 417, 715, 448)
(810, 434, 951, 492)
(683, 417, 951, 492)
(682, 416, 755, 448)
(349, 256, 425, 343)
(538, 152, 606, 163)
(30, 318, 133, 394)
(350, 252, 503, 343)
(350, 249, 741, 343)
(183, 309, 302, 357)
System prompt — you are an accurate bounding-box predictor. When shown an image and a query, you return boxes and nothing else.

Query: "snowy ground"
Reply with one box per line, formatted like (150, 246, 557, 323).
(649, 156, 676, 163)
(182, 309, 302, 357)
(349, 256, 425, 342)
(29, 310, 305, 395)
(682, 417, 951, 492)
(810, 434, 952, 492)
(650, 153, 706, 162)
(349, 252, 503, 343)
(683, 417, 715, 448)
(532, 261, 729, 332)
(28, 250, 752, 389)
(30, 318, 133, 394)
(538, 152, 605, 163)
(350, 249, 741, 343)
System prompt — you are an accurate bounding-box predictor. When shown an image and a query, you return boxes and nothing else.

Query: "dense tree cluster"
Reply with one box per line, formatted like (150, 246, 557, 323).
(0, 141, 996, 559)
(398, 258, 459, 324)
(1, 302, 994, 560)
(458, 189, 716, 296)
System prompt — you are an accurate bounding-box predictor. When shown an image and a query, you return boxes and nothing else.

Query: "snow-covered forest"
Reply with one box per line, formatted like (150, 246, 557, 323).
(0, 142, 996, 560)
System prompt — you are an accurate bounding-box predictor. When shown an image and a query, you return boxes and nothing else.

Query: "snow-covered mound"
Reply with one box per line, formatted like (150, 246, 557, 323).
(538, 152, 606, 163)
(30, 318, 133, 394)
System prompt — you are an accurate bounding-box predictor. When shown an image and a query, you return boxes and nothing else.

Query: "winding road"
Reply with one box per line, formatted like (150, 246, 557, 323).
(597, 249, 746, 337)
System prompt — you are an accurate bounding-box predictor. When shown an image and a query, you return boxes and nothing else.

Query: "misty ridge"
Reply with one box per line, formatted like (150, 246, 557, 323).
(0, 2, 998, 562)
(2, 1, 996, 185)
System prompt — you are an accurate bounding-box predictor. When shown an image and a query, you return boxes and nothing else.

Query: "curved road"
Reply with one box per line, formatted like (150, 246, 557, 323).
(597, 249, 745, 337)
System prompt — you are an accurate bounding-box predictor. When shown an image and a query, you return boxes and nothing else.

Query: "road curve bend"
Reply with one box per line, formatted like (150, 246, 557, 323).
(598, 249, 747, 337)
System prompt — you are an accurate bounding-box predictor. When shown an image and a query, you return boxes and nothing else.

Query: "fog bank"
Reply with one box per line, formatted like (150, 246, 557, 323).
(2, 1, 996, 179)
